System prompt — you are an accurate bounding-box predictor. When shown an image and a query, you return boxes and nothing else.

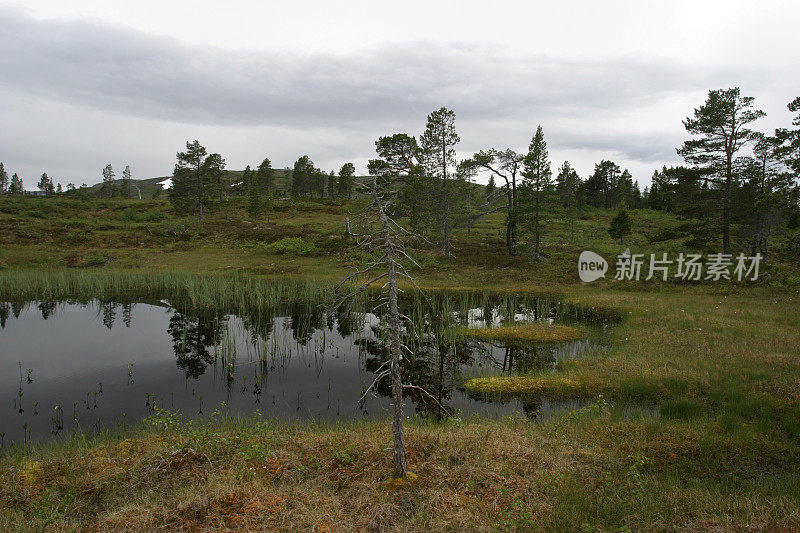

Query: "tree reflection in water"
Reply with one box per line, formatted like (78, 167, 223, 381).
(0, 291, 617, 434)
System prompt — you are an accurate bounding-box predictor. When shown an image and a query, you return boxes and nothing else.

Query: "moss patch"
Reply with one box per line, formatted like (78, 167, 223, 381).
(464, 375, 584, 396)
(458, 323, 584, 343)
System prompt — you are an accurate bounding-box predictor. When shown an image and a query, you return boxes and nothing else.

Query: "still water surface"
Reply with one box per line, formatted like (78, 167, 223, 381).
(0, 294, 613, 445)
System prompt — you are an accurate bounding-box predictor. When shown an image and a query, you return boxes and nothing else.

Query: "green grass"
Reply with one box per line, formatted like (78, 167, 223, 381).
(3, 195, 799, 289)
(0, 270, 334, 310)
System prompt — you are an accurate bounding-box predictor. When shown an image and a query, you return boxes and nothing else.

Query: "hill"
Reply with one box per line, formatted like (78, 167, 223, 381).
(1, 194, 798, 287)
(84, 168, 297, 199)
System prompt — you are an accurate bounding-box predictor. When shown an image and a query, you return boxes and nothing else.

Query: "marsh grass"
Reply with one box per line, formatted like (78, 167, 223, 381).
(0, 270, 334, 311)
(457, 323, 585, 343)
(1, 268, 799, 529)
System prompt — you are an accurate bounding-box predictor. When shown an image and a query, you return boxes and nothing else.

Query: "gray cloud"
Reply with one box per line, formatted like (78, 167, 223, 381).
(0, 8, 790, 184)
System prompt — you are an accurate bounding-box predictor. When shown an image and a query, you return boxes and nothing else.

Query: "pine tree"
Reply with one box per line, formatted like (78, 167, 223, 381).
(556, 161, 581, 242)
(248, 177, 263, 216)
(38, 172, 55, 195)
(101, 164, 117, 197)
(168, 140, 218, 219)
(372, 134, 432, 235)
(583, 160, 621, 208)
(421, 107, 460, 258)
(9, 173, 23, 194)
(337, 162, 355, 199)
(520, 126, 554, 258)
(327, 171, 337, 198)
(677, 87, 765, 252)
(615, 169, 634, 207)
(0, 162, 8, 193)
(204, 153, 227, 203)
(462, 149, 524, 256)
(257, 157, 274, 195)
(485, 174, 496, 199)
(56, 183, 63, 194)
(121, 165, 132, 198)
(775, 96, 800, 176)
(291, 156, 316, 197)
(313, 169, 326, 197)
(608, 209, 632, 244)
(247, 165, 263, 217)
(239, 165, 255, 196)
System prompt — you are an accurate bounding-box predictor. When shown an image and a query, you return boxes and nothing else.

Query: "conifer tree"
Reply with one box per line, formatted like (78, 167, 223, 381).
(257, 157, 274, 194)
(0, 162, 8, 193)
(677, 87, 765, 252)
(121, 165, 132, 198)
(168, 140, 219, 219)
(421, 107, 460, 258)
(9, 173, 23, 194)
(38, 172, 55, 195)
(556, 161, 582, 242)
(337, 162, 355, 199)
(609, 209, 632, 244)
(520, 126, 554, 258)
(290, 155, 316, 197)
(485, 175, 496, 200)
(327, 171, 337, 198)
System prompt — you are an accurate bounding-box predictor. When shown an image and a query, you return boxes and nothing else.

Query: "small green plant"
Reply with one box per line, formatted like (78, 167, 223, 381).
(262, 237, 318, 256)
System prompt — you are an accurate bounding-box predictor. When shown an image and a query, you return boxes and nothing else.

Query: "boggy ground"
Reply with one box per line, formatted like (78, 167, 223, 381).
(0, 278, 798, 531)
(1, 196, 799, 530)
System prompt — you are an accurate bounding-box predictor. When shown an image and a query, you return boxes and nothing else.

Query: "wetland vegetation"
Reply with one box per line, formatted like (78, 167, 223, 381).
(1, 90, 799, 530)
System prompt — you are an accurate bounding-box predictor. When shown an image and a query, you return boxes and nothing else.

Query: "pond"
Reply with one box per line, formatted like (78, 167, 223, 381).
(0, 292, 618, 445)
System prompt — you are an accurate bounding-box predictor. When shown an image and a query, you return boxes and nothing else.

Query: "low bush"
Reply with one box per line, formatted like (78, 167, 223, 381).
(262, 237, 318, 256)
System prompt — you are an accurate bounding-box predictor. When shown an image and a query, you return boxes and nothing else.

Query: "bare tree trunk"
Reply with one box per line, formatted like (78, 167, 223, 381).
(506, 183, 518, 256)
(377, 188, 408, 478)
(723, 156, 732, 253)
(442, 142, 451, 259)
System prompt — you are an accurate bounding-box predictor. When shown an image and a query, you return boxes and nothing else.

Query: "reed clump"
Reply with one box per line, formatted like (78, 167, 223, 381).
(0, 270, 334, 311)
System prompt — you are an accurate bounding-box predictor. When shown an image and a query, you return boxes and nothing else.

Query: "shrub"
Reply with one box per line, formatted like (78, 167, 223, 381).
(63, 251, 110, 268)
(262, 237, 318, 256)
(608, 209, 632, 244)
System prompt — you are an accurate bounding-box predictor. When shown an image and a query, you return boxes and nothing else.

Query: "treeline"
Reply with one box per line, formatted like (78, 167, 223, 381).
(644, 89, 800, 255)
(0, 161, 139, 198)
(0, 164, 63, 196)
(164, 140, 358, 220)
(366, 88, 799, 258)
(3, 87, 798, 259)
(364, 110, 647, 258)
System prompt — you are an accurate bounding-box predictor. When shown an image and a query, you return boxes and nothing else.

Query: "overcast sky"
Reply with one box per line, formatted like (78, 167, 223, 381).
(1, 1, 798, 188)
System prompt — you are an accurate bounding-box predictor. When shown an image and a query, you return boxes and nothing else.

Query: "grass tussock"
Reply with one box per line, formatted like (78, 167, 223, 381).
(1, 406, 799, 532)
(464, 375, 584, 397)
(458, 323, 584, 343)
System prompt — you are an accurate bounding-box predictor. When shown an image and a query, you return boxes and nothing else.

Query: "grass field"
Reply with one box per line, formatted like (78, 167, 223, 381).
(1, 195, 799, 531)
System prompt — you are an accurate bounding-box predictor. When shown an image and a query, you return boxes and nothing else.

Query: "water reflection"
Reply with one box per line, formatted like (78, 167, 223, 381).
(168, 310, 226, 379)
(0, 292, 617, 445)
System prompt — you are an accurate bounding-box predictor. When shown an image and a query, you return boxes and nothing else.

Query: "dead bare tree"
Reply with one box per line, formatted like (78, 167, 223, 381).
(333, 161, 449, 478)
(333, 171, 415, 478)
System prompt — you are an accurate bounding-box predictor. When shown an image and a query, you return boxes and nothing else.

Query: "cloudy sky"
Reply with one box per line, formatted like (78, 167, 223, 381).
(1, 1, 798, 188)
